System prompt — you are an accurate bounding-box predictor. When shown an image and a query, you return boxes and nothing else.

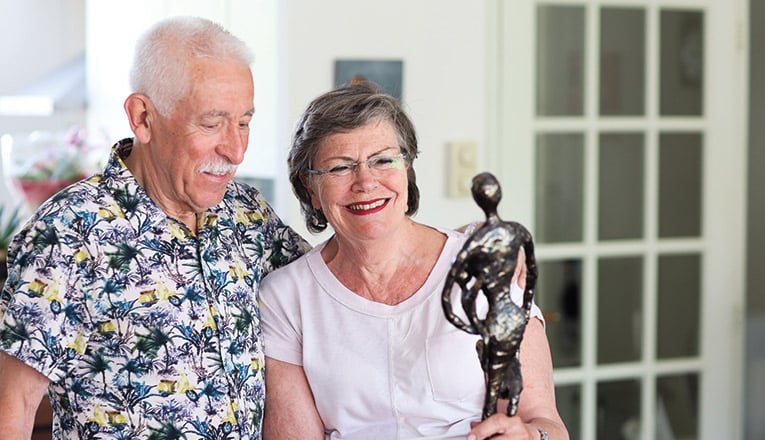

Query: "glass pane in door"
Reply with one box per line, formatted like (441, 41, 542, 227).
(600, 8, 646, 115)
(660, 10, 704, 116)
(537, 5, 586, 116)
(556, 384, 581, 440)
(657, 254, 701, 358)
(658, 132, 703, 238)
(597, 379, 641, 440)
(598, 256, 642, 364)
(535, 133, 585, 243)
(537, 259, 582, 367)
(656, 374, 699, 439)
(598, 133, 645, 240)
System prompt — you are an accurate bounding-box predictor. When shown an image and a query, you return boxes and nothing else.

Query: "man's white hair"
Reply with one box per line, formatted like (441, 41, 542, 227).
(128, 16, 254, 116)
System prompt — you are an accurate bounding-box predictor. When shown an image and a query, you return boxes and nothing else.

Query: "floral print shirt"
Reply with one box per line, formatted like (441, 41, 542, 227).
(0, 139, 310, 439)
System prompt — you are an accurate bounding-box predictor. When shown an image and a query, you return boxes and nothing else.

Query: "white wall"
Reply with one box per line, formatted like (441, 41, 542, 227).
(0, 0, 86, 135)
(0, 0, 87, 216)
(0, 0, 85, 95)
(282, 1, 490, 244)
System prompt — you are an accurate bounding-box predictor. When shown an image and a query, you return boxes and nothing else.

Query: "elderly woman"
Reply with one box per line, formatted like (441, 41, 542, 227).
(260, 83, 568, 440)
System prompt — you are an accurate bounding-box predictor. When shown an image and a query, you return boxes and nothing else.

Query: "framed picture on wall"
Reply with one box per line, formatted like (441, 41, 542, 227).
(334, 59, 404, 100)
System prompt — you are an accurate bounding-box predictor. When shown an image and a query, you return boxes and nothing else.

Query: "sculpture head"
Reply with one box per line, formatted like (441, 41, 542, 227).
(471, 172, 501, 219)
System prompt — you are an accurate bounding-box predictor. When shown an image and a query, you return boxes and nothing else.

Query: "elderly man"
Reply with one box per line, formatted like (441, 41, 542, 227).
(0, 16, 308, 439)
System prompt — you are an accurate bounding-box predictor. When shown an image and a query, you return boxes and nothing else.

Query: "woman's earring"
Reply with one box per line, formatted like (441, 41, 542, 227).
(310, 208, 325, 228)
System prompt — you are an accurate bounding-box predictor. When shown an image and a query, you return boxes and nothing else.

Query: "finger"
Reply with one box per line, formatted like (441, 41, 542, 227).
(467, 414, 514, 440)
(479, 413, 540, 440)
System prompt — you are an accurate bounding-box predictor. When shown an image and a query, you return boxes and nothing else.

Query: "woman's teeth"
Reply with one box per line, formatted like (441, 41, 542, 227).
(348, 199, 386, 211)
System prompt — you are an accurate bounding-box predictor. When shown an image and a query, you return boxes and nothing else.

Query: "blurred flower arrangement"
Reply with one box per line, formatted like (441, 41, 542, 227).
(1, 126, 108, 207)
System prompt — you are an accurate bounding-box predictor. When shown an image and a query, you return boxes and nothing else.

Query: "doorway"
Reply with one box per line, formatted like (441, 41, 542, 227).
(488, 1, 747, 438)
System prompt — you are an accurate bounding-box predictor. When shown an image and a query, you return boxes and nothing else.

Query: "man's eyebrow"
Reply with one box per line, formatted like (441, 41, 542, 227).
(203, 109, 254, 118)
(203, 110, 229, 118)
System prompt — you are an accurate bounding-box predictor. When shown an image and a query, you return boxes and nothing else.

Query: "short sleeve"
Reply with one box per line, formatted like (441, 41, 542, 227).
(0, 220, 92, 382)
(260, 268, 306, 366)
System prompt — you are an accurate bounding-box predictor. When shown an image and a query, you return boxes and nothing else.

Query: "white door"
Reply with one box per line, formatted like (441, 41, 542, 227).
(487, 1, 747, 439)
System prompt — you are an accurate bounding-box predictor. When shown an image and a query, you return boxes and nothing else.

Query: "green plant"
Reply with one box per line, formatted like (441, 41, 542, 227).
(0, 203, 24, 252)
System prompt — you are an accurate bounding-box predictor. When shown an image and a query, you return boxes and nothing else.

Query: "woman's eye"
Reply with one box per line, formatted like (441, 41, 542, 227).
(328, 164, 353, 174)
(372, 157, 394, 167)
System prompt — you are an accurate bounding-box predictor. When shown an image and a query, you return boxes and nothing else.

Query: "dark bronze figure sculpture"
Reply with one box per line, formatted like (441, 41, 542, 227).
(442, 172, 538, 420)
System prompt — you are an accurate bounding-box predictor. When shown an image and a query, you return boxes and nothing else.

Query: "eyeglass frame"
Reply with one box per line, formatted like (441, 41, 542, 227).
(305, 152, 410, 177)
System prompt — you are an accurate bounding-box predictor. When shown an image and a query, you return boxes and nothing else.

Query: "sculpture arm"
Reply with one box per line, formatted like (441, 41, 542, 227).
(263, 357, 324, 440)
(518, 241, 538, 320)
(442, 253, 478, 334)
(508, 245, 534, 316)
(0, 352, 49, 439)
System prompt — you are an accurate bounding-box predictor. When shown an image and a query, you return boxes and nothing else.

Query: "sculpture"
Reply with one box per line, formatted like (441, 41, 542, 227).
(442, 172, 538, 420)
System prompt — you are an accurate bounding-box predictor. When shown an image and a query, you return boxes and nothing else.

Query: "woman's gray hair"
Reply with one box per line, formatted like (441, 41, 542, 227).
(288, 82, 421, 233)
(129, 16, 254, 116)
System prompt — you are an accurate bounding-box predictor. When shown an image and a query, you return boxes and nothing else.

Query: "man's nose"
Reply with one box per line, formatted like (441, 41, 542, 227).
(221, 124, 248, 164)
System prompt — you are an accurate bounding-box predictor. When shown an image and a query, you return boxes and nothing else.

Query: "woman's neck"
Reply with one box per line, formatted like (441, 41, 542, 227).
(321, 222, 447, 305)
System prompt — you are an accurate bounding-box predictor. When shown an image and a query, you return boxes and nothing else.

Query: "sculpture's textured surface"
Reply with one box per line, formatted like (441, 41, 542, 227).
(442, 172, 538, 420)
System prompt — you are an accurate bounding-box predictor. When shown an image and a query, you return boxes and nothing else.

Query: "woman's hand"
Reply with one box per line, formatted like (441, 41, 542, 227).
(467, 413, 540, 439)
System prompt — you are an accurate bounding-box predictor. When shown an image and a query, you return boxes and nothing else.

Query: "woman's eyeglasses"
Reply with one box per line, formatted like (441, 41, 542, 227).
(306, 153, 409, 178)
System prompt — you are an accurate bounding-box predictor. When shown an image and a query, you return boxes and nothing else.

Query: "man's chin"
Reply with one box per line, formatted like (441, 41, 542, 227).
(197, 190, 228, 211)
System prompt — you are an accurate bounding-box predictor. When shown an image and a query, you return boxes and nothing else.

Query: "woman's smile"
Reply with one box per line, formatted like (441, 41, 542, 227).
(346, 198, 389, 214)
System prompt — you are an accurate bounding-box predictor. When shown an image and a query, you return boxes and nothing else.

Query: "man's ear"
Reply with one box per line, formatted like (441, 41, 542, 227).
(123, 93, 154, 143)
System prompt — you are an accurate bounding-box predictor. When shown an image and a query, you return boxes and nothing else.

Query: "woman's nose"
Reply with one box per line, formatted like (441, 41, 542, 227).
(350, 161, 378, 189)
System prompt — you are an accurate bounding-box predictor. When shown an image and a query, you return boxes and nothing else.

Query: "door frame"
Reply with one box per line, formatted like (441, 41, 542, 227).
(486, 1, 747, 438)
